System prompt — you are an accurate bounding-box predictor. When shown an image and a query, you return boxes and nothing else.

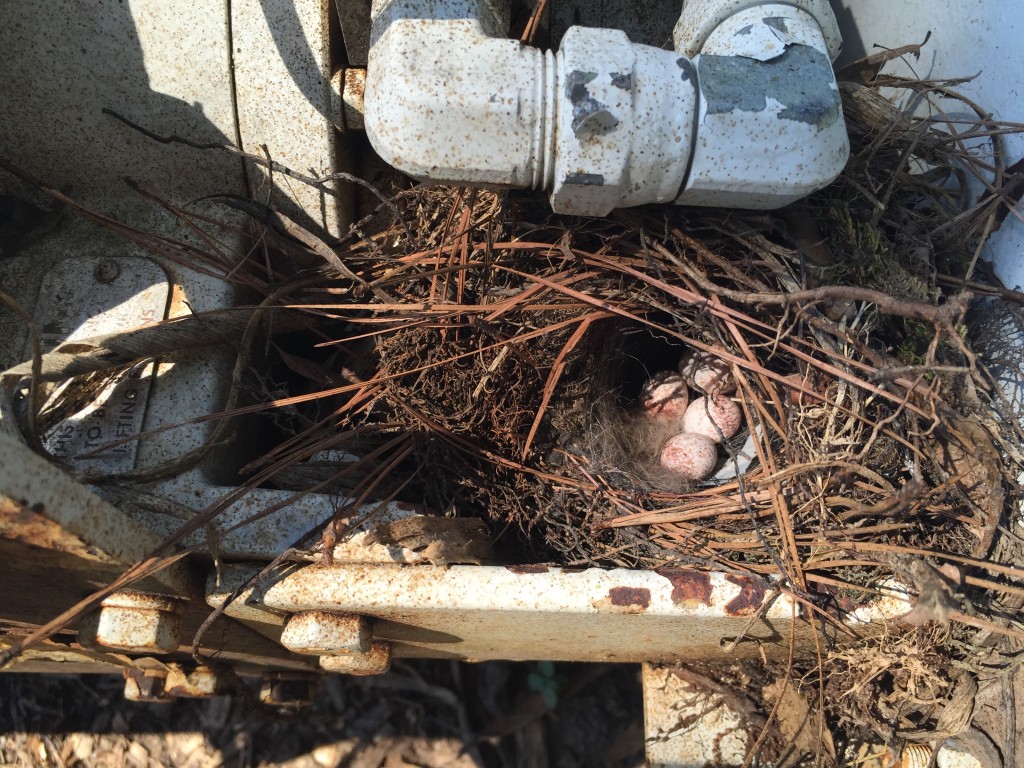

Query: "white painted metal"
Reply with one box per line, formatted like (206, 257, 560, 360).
(207, 563, 806, 663)
(364, 0, 848, 215)
(673, 0, 842, 59)
(832, 0, 1024, 289)
(280, 611, 372, 655)
(0, 432, 192, 594)
(77, 590, 184, 654)
(26, 257, 168, 475)
(673, 4, 849, 207)
(642, 663, 748, 767)
(232, 0, 348, 236)
(319, 641, 392, 675)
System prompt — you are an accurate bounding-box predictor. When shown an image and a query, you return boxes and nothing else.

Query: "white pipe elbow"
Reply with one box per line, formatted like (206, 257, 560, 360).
(364, 0, 849, 215)
(365, 0, 550, 188)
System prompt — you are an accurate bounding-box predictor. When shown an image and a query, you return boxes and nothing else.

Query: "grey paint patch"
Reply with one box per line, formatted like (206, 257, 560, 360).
(763, 16, 789, 34)
(565, 69, 618, 134)
(610, 72, 632, 90)
(564, 172, 605, 186)
(698, 45, 841, 131)
(675, 57, 694, 83)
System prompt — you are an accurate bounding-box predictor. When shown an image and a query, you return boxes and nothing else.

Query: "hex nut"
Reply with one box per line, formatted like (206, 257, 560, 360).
(78, 591, 182, 654)
(280, 610, 372, 655)
(319, 640, 392, 676)
(549, 28, 635, 216)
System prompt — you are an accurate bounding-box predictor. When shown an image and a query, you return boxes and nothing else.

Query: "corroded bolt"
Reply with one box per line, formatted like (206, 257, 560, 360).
(77, 591, 182, 654)
(123, 667, 170, 703)
(319, 641, 392, 676)
(259, 671, 319, 709)
(123, 663, 226, 702)
(280, 611, 371, 655)
(164, 664, 225, 698)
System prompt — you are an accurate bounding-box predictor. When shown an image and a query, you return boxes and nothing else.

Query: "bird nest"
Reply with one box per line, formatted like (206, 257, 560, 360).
(4, 43, 1024, 764)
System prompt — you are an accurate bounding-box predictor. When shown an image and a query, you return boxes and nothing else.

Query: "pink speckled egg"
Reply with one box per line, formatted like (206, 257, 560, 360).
(682, 396, 742, 444)
(678, 352, 735, 395)
(660, 433, 718, 480)
(640, 371, 689, 424)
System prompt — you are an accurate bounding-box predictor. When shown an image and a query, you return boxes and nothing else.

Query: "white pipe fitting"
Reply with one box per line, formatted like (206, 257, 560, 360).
(364, 0, 848, 215)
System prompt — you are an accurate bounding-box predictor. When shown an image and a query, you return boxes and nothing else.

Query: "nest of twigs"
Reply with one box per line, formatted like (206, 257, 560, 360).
(4, 41, 1024, 765)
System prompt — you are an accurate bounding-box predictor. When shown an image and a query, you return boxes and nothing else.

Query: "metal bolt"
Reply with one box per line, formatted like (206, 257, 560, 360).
(280, 611, 371, 655)
(163, 664, 224, 698)
(319, 640, 392, 676)
(77, 591, 182, 654)
(259, 671, 319, 709)
(123, 668, 170, 703)
(92, 259, 121, 284)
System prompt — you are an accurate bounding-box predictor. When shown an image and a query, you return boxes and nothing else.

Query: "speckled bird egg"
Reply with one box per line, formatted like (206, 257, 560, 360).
(682, 396, 742, 443)
(678, 352, 735, 395)
(660, 432, 718, 480)
(640, 371, 689, 425)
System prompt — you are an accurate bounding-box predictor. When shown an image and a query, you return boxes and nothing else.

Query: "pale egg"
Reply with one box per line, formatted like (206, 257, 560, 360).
(682, 396, 742, 444)
(660, 432, 718, 481)
(640, 371, 689, 425)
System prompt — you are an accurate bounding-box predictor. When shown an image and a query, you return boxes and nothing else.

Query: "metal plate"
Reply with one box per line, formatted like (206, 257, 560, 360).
(28, 256, 169, 473)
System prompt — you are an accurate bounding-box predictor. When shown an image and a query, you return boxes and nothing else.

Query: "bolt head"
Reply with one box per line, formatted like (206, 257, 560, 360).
(281, 611, 371, 655)
(77, 591, 182, 654)
(320, 641, 392, 676)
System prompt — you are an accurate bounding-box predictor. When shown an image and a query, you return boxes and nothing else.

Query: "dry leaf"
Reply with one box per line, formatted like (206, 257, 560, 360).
(763, 677, 836, 767)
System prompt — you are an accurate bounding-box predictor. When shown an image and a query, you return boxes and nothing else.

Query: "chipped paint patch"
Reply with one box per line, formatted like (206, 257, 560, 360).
(564, 172, 605, 186)
(675, 57, 694, 83)
(608, 587, 651, 610)
(506, 564, 550, 574)
(698, 45, 840, 131)
(656, 568, 713, 607)
(565, 69, 618, 134)
(610, 72, 632, 90)
(724, 575, 767, 616)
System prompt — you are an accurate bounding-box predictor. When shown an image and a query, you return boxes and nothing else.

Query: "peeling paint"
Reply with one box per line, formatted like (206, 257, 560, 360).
(656, 568, 713, 607)
(608, 587, 651, 609)
(506, 564, 550, 574)
(675, 57, 694, 83)
(610, 72, 632, 90)
(564, 172, 605, 186)
(698, 45, 840, 131)
(566, 69, 618, 134)
(724, 575, 767, 616)
(763, 16, 789, 34)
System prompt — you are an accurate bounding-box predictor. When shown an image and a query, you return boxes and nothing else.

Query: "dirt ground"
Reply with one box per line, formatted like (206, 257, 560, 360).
(0, 661, 645, 768)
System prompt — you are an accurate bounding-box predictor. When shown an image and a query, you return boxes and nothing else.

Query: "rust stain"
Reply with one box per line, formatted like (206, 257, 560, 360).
(724, 575, 767, 616)
(1, 497, 70, 551)
(505, 564, 549, 574)
(608, 587, 650, 610)
(656, 568, 713, 607)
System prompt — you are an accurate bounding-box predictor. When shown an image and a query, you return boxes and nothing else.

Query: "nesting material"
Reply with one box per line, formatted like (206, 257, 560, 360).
(6, 42, 1024, 765)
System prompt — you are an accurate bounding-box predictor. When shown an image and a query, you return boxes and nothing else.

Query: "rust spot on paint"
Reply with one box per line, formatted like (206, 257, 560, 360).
(505, 564, 549, 574)
(656, 568, 712, 607)
(724, 575, 766, 616)
(608, 587, 650, 609)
